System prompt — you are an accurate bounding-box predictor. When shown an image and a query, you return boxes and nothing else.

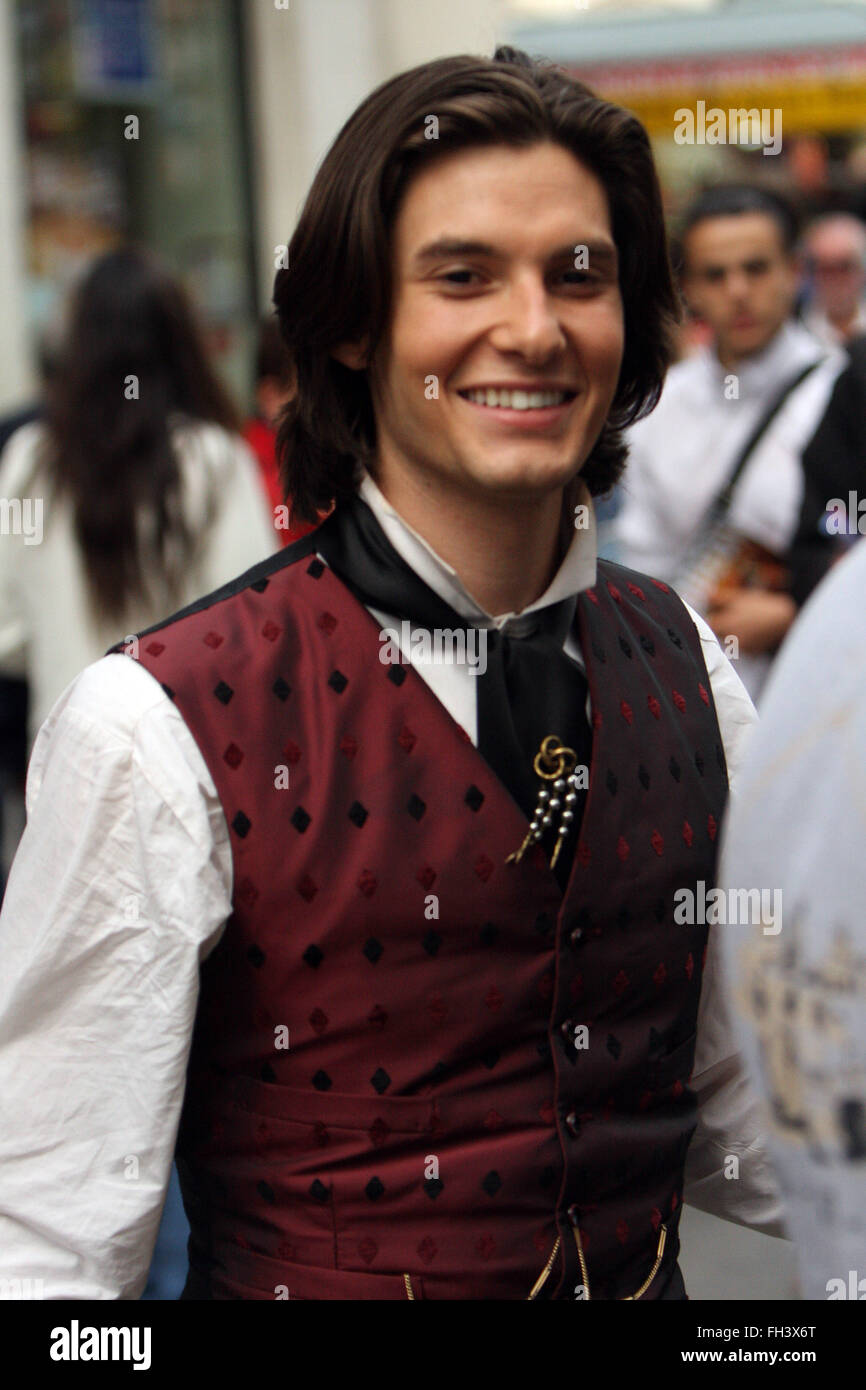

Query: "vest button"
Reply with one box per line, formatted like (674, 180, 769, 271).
(570, 926, 583, 947)
(560, 1019, 575, 1045)
(567, 1203, 580, 1226)
(565, 1110, 580, 1138)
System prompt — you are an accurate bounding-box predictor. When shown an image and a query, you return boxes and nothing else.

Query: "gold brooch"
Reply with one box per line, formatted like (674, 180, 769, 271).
(507, 734, 582, 871)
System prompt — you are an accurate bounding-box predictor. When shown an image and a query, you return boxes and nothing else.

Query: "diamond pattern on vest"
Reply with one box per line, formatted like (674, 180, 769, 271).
(121, 551, 727, 1300)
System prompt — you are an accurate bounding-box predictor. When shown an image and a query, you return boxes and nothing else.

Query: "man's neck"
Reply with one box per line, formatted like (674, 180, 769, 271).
(715, 331, 778, 374)
(368, 465, 565, 617)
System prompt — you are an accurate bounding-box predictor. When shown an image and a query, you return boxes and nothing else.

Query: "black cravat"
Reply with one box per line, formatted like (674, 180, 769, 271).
(313, 494, 592, 886)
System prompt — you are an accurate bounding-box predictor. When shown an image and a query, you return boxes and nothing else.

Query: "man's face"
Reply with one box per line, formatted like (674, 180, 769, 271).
(805, 222, 866, 323)
(682, 213, 797, 363)
(355, 142, 624, 511)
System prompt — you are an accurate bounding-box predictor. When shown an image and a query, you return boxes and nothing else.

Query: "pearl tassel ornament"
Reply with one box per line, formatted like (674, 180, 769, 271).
(506, 735, 581, 869)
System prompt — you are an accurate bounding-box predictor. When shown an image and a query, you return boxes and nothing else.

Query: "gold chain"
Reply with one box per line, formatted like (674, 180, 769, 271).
(527, 1236, 561, 1299)
(573, 1224, 591, 1297)
(405, 1223, 668, 1300)
(622, 1225, 667, 1300)
(526, 1223, 668, 1300)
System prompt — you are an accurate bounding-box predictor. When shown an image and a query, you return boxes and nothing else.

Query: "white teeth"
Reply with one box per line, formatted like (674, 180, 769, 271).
(463, 388, 569, 410)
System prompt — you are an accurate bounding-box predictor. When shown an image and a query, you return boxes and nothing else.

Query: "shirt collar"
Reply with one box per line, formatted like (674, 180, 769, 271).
(357, 470, 598, 634)
(704, 318, 826, 398)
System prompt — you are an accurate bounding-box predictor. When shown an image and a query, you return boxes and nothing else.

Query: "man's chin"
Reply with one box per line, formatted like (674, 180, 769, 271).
(466, 455, 584, 499)
(724, 325, 777, 359)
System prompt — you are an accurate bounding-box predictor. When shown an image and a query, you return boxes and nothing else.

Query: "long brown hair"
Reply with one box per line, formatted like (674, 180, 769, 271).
(44, 245, 241, 622)
(273, 46, 680, 523)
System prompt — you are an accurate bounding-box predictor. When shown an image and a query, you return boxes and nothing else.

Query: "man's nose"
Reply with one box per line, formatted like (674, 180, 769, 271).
(488, 276, 567, 361)
(725, 270, 751, 301)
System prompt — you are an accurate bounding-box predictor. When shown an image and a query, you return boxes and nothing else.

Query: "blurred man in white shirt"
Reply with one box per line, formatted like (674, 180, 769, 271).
(614, 185, 844, 702)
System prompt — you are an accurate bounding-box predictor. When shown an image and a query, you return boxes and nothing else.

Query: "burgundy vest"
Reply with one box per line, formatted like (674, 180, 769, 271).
(117, 538, 728, 1300)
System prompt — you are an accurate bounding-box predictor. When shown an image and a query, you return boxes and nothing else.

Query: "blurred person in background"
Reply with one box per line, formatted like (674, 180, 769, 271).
(800, 213, 866, 348)
(0, 334, 61, 903)
(243, 314, 318, 545)
(613, 185, 845, 702)
(0, 247, 279, 1299)
(718, 538, 866, 1298)
(787, 220, 866, 609)
(786, 333, 866, 609)
(0, 245, 279, 752)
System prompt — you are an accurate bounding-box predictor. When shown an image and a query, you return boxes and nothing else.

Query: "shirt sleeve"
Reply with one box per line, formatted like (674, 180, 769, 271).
(0, 654, 233, 1299)
(679, 603, 787, 1236)
(683, 601, 758, 801)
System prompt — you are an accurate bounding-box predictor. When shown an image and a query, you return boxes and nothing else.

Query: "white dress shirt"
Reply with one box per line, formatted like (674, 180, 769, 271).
(719, 540, 866, 1299)
(614, 320, 845, 701)
(0, 473, 783, 1300)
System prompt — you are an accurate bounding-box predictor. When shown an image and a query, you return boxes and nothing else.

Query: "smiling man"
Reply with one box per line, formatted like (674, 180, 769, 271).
(0, 48, 783, 1301)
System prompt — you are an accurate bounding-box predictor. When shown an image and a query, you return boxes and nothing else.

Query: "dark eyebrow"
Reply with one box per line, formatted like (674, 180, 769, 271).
(412, 238, 497, 266)
(411, 237, 618, 269)
(699, 257, 771, 276)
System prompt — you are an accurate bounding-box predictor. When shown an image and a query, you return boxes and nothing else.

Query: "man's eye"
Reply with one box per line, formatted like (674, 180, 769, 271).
(560, 270, 592, 285)
(441, 269, 480, 285)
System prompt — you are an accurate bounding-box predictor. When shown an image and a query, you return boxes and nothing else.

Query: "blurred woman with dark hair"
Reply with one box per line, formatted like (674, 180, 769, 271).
(0, 245, 278, 746)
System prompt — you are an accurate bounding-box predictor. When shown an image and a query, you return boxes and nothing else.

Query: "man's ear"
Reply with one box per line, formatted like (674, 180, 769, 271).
(331, 338, 370, 371)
